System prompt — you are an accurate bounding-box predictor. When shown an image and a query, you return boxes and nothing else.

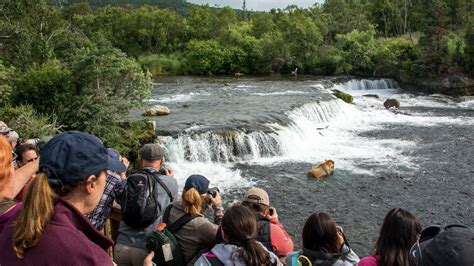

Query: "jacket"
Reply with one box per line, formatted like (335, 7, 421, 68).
(168, 200, 224, 265)
(194, 243, 283, 266)
(0, 198, 114, 266)
(264, 215, 294, 257)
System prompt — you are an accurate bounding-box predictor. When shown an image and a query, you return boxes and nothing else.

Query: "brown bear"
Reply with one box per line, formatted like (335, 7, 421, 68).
(307, 160, 335, 179)
(383, 99, 400, 109)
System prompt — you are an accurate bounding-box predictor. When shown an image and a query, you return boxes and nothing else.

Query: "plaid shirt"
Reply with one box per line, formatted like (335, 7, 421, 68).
(85, 170, 125, 230)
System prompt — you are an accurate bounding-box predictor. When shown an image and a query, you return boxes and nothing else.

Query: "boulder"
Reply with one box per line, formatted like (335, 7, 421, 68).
(363, 94, 380, 99)
(143, 105, 170, 116)
(383, 99, 400, 109)
(307, 160, 334, 179)
(333, 90, 353, 103)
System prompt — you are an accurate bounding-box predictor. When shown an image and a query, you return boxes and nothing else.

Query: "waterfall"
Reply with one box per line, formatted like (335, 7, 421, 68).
(160, 79, 397, 164)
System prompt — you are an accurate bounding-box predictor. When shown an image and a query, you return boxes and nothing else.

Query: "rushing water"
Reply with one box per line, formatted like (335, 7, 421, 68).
(133, 75, 474, 255)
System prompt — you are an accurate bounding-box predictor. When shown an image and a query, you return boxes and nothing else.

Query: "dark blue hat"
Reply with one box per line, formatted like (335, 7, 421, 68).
(184, 174, 210, 194)
(39, 131, 126, 185)
(107, 148, 120, 160)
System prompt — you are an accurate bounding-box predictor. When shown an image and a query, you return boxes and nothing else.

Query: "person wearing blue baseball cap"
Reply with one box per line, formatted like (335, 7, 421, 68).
(165, 174, 224, 265)
(0, 131, 126, 265)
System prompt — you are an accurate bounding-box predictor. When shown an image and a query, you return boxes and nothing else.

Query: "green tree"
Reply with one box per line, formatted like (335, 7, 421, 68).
(335, 29, 378, 74)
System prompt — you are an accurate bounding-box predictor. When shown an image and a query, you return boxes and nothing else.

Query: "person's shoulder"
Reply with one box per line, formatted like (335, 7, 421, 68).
(358, 255, 379, 266)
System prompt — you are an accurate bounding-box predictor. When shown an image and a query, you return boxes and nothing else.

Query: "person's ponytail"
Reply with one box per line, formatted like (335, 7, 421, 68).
(182, 187, 203, 215)
(239, 238, 273, 265)
(12, 173, 55, 258)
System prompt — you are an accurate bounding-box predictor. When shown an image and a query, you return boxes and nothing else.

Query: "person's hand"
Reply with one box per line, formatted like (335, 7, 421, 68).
(336, 226, 345, 248)
(120, 156, 130, 170)
(143, 251, 155, 266)
(266, 207, 278, 220)
(164, 168, 173, 176)
(210, 191, 222, 207)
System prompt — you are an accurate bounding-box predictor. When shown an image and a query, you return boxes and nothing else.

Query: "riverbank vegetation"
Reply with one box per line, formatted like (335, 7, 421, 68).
(0, 0, 472, 153)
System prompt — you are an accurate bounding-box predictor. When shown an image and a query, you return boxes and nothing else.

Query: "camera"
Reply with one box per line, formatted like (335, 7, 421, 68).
(157, 167, 168, 175)
(207, 187, 220, 198)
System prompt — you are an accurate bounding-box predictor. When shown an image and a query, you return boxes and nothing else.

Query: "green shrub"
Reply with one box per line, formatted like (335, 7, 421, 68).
(0, 105, 62, 139)
(138, 53, 184, 76)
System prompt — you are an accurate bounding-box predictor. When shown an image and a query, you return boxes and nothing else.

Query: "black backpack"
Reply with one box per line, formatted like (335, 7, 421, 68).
(121, 169, 174, 228)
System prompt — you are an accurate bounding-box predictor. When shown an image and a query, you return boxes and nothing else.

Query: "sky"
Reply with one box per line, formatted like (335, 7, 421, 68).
(187, 0, 325, 11)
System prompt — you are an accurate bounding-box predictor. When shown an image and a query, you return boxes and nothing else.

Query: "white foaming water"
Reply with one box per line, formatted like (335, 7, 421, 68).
(166, 161, 254, 191)
(252, 90, 309, 96)
(160, 79, 470, 186)
(149, 92, 210, 103)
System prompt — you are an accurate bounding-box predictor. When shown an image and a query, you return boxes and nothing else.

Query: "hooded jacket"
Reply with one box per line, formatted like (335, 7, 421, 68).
(194, 243, 283, 266)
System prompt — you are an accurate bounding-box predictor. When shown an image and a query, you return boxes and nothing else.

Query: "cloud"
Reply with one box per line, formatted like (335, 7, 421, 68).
(187, 0, 324, 11)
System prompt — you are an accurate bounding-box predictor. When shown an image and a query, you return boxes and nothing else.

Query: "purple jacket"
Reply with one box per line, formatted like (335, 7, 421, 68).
(0, 198, 114, 265)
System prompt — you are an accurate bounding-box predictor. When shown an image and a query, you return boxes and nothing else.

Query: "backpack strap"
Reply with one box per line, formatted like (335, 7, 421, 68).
(143, 169, 174, 202)
(203, 252, 224, 266)
(162, 204, 173, 224)
(167, 213, 198, 233)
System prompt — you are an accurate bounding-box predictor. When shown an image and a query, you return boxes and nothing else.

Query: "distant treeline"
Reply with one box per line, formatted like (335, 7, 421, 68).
(0, 0, 473, 155)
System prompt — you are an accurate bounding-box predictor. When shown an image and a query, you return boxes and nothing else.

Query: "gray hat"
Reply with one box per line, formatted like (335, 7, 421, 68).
(139, 143, 165, 161)
(0, 121, 11, 135)
(7, 130, 19, 142)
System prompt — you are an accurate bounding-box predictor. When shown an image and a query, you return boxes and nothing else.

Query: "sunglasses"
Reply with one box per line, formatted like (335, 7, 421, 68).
(26, 157, 39, 163)
(409, 224, 468, 266)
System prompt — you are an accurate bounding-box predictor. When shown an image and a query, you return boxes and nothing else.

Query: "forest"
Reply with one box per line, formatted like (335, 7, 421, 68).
(0, 0, 473, 155)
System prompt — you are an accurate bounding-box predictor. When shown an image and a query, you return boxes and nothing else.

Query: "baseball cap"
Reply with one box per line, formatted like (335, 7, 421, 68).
(39, 131, 126, 185)
(184, 174, 210, 194)
(410, 225, 474, 266)
(0, 121, 11, 135)
(107, 147, 120, 160)
(139, 143, 165, 161)
(243, 187, 270, 206)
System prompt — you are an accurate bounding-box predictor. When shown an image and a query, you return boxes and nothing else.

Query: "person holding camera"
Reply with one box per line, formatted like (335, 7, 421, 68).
(166, 174, 224, 265)
(240, 187, 294, 262)
(286, 212, 359, 266)
(114, 143, 178, 266)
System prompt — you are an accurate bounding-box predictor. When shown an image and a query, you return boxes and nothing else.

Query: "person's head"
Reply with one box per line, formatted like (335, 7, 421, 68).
(12, 131, 126, 258)
(181, 174, 211, 215)
(0, 136, 14, 196)
(410, 225, 474, 266)
(221, 205, 273, 265)
(0, 121, 11, 136)
(241, 187, 270, 215)
(302, 212, 341, 253)
(374, 208, 421, 266)
(7, 130, 19, 148)
(15, 144, 38, 168)
(139, 143, 165, 169)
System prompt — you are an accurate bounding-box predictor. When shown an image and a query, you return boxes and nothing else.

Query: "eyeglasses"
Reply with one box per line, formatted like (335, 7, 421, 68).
(409, 224, 468, 266)
(26, 157, 39, 163)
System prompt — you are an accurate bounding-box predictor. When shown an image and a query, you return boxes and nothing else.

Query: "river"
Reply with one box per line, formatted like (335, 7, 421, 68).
(132, 75, 474, 256)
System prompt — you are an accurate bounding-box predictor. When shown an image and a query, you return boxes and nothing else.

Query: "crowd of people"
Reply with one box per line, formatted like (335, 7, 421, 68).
(0, 121, 473, 266)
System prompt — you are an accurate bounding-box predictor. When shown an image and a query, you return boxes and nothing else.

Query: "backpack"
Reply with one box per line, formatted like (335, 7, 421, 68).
(199, 252, 225, 266)
(146, 204, 198, 266)
(121, 169, 173, 228)
(257, 216, 274, 252)
(286, 248, 344, 266)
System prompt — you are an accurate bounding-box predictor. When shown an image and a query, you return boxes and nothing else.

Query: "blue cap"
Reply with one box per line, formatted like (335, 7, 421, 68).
(184, 174, 210, 194)
(39, 131, 126, 185)
(107, 148, 120, 160)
